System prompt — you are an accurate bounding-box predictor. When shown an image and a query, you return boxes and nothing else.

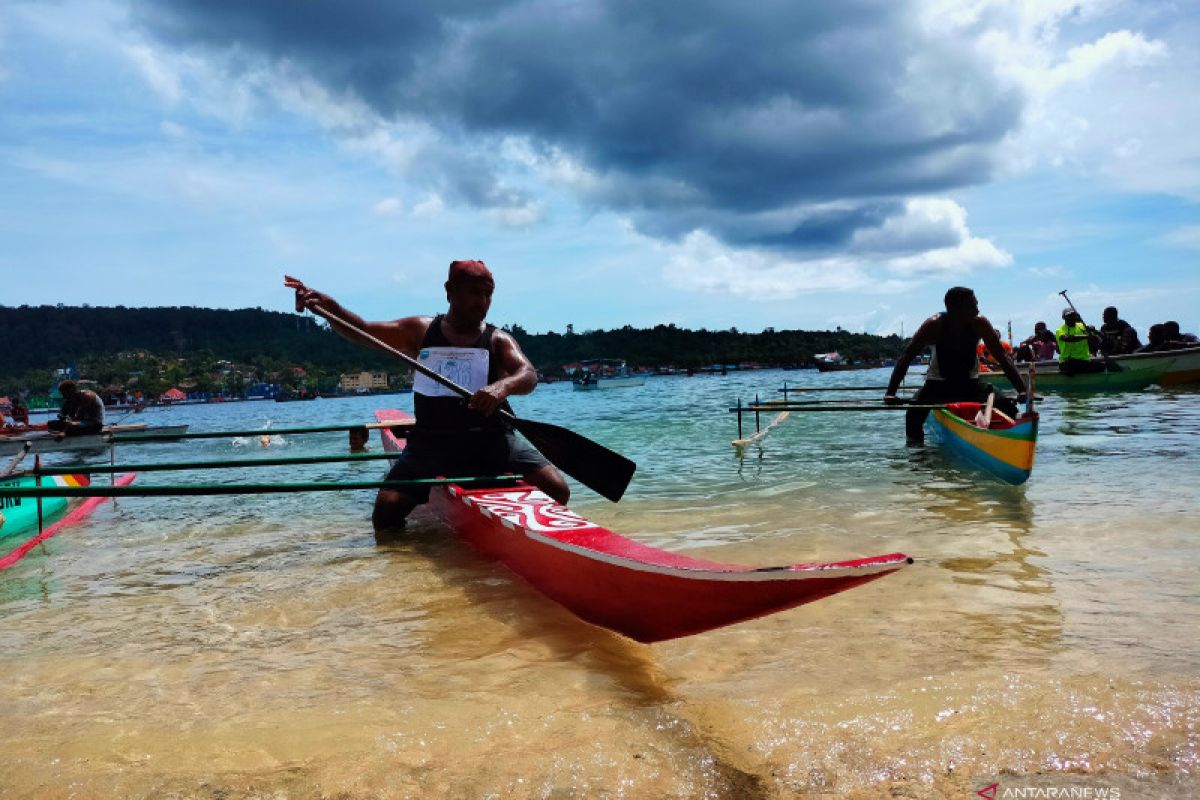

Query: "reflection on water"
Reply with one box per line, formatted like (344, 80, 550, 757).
(1, 375, 1197, 797)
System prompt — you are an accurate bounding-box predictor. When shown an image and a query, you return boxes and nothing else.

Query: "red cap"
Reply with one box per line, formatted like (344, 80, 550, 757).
(447, 260, 494, 286)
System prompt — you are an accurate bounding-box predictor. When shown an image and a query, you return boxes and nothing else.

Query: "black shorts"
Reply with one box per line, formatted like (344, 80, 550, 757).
(383, 428, 549, 502)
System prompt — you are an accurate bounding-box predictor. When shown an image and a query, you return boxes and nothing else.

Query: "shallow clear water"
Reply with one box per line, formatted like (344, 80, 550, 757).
(1, 370, 1197, 798)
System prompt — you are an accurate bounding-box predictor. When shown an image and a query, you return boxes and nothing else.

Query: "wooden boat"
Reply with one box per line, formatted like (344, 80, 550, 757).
(0, 424, 190, 456)
(375, 409, 910, 642)
(572, 359, 647, 390)
(0, 473, 137, 570)
(980, 345, 1200, 391)
(926, 401, 1038, 485)
(0, 474, 87, 540)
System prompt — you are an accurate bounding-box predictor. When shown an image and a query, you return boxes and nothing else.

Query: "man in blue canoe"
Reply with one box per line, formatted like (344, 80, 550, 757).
(884, 287, 1027, 444)
(287, 261, 569, 534)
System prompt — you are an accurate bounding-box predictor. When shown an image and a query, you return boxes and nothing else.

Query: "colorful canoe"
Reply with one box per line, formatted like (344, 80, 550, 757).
(0, 474, 88, 540)
(0, 473, 137, 571)
(375, 409, 910, 642)
(927, 402, 1038, 485)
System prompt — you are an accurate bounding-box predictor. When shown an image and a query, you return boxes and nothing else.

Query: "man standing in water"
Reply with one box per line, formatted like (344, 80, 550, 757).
(286, 262, 568, 535)
(885, 287, 1027, 444)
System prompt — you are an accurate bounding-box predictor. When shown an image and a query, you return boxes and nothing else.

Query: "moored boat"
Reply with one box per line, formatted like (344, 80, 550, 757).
(927, 401, 1038, 485)
(0, 424, 190, 456)
(980, 345, 1200, 391)
(571, 359, 647, 390)
(375, 409, 910, 642)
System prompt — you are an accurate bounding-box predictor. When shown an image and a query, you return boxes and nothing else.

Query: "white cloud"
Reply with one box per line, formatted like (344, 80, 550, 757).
(1060, 30, 1165, 83)
(124, 43, 183, 105)
(486, 201, 543, 229)
(1025, 265, 1067, 279)
(855, 198, 1012, 275)
(412, 194, 445, 217)
(660, 230, 909, 301)
(1158, 225, 1200, 250)
(373, 197, 404, 217)
(159, 120, 187, 139)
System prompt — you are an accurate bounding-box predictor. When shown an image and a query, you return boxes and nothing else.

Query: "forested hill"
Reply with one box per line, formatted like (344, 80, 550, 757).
(0, 304, 905, 386)
(0, 305, 396, 379)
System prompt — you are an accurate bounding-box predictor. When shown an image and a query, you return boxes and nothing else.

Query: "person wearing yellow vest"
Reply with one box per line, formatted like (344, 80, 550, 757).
(1055, 308, 1105, 376)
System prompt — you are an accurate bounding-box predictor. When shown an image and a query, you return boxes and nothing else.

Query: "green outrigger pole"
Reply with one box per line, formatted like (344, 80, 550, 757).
(9, 451, 402, 479)
(0, 475, 523, 500)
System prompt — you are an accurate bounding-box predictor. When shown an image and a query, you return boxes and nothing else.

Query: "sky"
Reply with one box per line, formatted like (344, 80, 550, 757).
(1, 0, 1197, 339)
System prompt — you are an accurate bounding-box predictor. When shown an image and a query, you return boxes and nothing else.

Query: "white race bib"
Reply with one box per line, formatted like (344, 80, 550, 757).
(413, 347, 490, 397)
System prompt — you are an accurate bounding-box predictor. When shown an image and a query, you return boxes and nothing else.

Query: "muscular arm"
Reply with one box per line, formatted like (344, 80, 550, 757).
(468, 330, 538, 416)
(978, 318, 1027, 396)
(886, 317, 938, 397)
(285, 276, 428, 357)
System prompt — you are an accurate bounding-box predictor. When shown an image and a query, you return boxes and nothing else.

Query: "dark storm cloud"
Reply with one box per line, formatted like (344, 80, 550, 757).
(132, 0, 1022, 251)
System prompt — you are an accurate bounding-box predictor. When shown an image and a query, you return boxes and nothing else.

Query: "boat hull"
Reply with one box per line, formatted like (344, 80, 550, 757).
(0, 474, 86, 539)
(375, 410, 910, 642)
(0, 424, 189, 456)
(980, 345, 1200, 391)
(927, 403, 1037, 485)
(572, 375, 646, 390)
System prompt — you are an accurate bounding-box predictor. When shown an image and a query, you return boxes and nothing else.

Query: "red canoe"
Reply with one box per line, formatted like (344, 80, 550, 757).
(376, 410, 910, 642)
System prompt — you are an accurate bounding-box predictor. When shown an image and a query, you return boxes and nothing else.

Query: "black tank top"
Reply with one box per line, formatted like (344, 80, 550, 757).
(929, 312, 979, 382)
(413, 315, 505, 434)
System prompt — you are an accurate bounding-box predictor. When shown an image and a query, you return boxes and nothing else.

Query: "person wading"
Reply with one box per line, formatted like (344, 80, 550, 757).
(286, 262, 568, 537)
(885, 287, 1027, 444)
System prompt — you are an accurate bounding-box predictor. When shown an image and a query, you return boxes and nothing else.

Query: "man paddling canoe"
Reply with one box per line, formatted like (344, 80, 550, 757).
(885, 287, 1027, 444)
(286, 262, 569, 534)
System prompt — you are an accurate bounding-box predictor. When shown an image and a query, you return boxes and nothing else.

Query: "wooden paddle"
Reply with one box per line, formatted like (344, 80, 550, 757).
(285, 278, 636, 502)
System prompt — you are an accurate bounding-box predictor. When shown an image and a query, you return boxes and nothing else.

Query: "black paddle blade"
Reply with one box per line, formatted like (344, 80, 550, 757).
(510, 416, 636, 502)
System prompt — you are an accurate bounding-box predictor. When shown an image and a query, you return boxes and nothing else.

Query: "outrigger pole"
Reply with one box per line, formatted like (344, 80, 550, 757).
(0, 475, 523, 500)
(109, 419, 411, 444)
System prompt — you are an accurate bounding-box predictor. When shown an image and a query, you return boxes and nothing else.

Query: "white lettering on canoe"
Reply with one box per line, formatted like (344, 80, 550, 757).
(468, 489, 599, 532)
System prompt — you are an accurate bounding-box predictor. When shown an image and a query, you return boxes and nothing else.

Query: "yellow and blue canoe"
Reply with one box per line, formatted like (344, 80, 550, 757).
(926, 402, 1038, 485)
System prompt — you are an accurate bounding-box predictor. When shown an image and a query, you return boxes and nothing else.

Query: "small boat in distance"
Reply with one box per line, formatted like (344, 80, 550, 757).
(814, 352, 882, 372)
(572, 359, 647, 390)
(375, 409, 910, 642)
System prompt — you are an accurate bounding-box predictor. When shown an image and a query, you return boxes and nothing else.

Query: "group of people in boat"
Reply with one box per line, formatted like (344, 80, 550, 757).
(887, 288, 1198, 443)
(1010, 308, 1197, 368)
(0, 395, 31, 430)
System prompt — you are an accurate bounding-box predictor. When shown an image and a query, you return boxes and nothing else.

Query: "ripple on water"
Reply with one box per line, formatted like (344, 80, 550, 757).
(0, 381, 1197, 796)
